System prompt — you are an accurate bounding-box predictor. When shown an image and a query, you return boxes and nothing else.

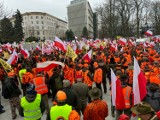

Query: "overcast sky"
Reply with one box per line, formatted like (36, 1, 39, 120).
(4, 0, 104, 21)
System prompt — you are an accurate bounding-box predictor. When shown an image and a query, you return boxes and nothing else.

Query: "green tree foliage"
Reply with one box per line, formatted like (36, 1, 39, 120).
(82, 27, 88, 39)
(25, 36, 38, 42)
(65, 29, 75, 41)
(14, 9, 24, 42)
(0, 17, 15, 43)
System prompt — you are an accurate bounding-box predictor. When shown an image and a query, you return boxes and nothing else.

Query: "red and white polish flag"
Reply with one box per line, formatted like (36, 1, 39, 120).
(133, 57, 147, 105)
(7, 50, 18, 65)
(145, 30, 153, 36)
(36, 45, 41, 51)
(20, 48, 30, 58)
(82, 49, 92, 63)
(36, 61, 65, 72)
(119, 38, 127, 45)
(54, 36, 66, 52)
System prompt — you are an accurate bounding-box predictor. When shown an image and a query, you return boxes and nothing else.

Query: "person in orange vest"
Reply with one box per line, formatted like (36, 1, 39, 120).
(82, 63, 93, 103)
(83, 87, 108, 120)
(116, 74, 132, 120)
(75, 66, 83, 82)
(121, 53, 129, 70)
(126, 65, 133, 86)
(66, 64, 75, 84)
(22, 67, 34, 85)
(33, 72, 49, 114)
(93, 62, 103, 98)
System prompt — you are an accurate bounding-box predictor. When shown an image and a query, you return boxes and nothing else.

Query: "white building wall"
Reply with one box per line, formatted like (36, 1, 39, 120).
(10, 12, 68, 40)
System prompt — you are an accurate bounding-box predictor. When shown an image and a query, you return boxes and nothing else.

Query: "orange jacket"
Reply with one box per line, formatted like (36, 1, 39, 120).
(126, 69, 133, 85)
(93, 68, 103, 84)
(75, 70, 82, 79)
(66, 68, 75, 84)
(149, 75, 160, 85)
(33, 76, 48, 94)
(64, 65, 69, 79)
(122, 86, 132, 109)
(114, 57, 120, 63)
(83, 70, 93, 87)
(22, 72, 33, 84)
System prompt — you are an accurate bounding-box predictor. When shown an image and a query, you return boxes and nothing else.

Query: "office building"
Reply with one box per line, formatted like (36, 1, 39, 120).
(10, 12, 67, 40)
(67, 0, 94, 37)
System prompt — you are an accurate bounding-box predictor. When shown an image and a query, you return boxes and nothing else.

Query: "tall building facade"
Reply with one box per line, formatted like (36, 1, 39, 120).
(10, 12, 67, 40)
(67, 0, 94, 38)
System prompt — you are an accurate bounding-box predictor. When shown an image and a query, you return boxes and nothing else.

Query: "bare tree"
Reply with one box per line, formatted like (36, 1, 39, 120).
(0, 1, 12, 19)
(150, 1, 160, 34)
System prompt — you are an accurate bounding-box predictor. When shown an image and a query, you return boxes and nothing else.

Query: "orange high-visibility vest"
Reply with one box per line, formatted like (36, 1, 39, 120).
(82, 70, 93, 87)
(33, 76, 48, 94)
(122, 86, 132, 109)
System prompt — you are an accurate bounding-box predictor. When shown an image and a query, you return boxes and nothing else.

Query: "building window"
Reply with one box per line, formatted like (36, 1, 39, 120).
(42, 26, 44, 29)
(36, 16, 38, 19)
(37, 26, 39, 29)
(36, 21, 39, 24)
(31, 16, 33, 19)
(43, 37, 45, 40)
(42, 21, 44, 24)
(43, 31, 45, 35)
(41, 16, 43, 19)
(31, 21, 33, 24)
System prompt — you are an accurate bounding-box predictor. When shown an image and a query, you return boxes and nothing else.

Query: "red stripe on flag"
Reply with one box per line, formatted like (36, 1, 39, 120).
(138, 71, 147, 101)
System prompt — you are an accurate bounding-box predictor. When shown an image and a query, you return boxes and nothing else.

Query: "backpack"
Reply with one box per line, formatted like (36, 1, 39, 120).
(55, 77, 62, 90)
(2, 78, 11, 99)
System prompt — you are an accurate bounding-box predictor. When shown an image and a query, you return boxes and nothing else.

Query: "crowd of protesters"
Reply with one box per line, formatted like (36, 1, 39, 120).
(0, 37, 160, 120)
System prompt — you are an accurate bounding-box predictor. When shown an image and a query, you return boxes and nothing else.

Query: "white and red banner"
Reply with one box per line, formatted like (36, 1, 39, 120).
(54, 36, 66, 52)
(37, 61, 65, 72)
(133, 57, 147, 105)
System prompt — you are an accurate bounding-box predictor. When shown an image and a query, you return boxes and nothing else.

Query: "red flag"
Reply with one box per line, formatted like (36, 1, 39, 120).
(36, 61, 64, 72)
(133, 57, 147, 105)
(82, 50, 92, 63)
(7, 50, 18, 65)
(116, 79, 125, 109)
(145, 30, 153, 36)
(54, 36, 66, 52)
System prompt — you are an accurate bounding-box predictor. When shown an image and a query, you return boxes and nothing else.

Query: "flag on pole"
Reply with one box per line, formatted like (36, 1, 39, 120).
(82, 49, 92, 63)
(54, 36, 66, 52)
(133, 57, 147, 105)
(7, 50, 18, 65)
(37, 61, 64, 72)
(0, 58, 13, 73)
(66, 45, 77, 61)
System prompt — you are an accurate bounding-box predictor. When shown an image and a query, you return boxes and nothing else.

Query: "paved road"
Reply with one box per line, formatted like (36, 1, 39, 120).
(0, 82, 117, 120)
